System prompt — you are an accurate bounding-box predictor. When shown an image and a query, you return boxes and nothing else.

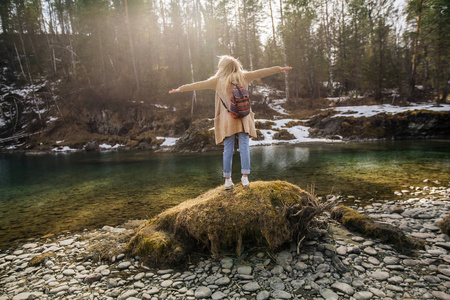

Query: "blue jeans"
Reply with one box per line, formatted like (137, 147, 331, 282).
(223, 132, 250, 178)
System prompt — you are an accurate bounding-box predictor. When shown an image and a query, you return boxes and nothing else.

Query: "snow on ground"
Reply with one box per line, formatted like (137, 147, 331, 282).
(99, 143, 123, 150)
(268, 99, 289, 116)
(52, 146, 77, 152)
(250, 118, 333, 146)
(157, 137, 180, 147)
(329, 102, 450, 118)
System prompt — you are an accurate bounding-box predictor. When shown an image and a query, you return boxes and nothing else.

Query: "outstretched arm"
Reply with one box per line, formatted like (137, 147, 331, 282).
(169, 77, 217, 94)
(245, 66, 292, 83)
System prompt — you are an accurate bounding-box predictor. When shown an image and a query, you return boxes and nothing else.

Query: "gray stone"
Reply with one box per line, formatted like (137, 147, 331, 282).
(388, 276, 404, 284)
(118, 290, 138, 300)
(12, 293, 33, 300)
(194, 286, 212, 299)
(147, 287, 160, 295)
(277, 251, 293, 267)
(331, 282, 354, 295)
(59, 239, 75, 246)
(116, 261, 131, 270)
(271, 290, 291, 299)
(134, 272, 145, 280)
(337, 246, 347, 255)
(368, 256, 380, 265)
(294, 261, 308, 271)
(319, 289, 339, 300)
(370, 270, 389, 281)
(160, 280, 173, 288)
(211, 291, 227, 300)
(107, 278, 117, 288)
(363, 247, 377, 256)
(157, 269, 174, 275)
(386, 284, 403, 292)
(270, 281, 285, 291)
(62, 269, 76, 276)
(353, 291, 374, 300)
(271, 265, 284, 275)
(432, 291, 450, 300)
(243, 282, 260, 292)
(257, 291, 270, 300)
(220, 258, 233, 269)
(403, 259, 418, 266)
(291, 280, 305, 289)
(134, 281, 145, 289)
(49, 285, 69, 294)
(215, 277, 230, 286)
(84, 273, 102, 284)
(237, 265, 252, 275)
(369, 287, 386, 298)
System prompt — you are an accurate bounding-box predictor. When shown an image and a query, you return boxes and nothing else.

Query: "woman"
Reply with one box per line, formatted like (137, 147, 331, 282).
(170, 55, 292, 189)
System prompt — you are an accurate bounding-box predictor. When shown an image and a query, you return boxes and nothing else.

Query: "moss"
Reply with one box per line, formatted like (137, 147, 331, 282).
(28, 252, 57, 267)
(438, 214, 450, 236)
(285, 120, 306, 128)
(331, 205, 426, 255)
(273, 129, 296, 140)
(127, 181, 332, 267)
(255, 121, 276, 130)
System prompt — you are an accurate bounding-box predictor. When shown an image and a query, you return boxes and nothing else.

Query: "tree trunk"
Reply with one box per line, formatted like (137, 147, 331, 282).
(409, 0, 424, 101)
(125, 0, 140, 92)
(269, 0, 276, 45)
(279, 0, 289, 104)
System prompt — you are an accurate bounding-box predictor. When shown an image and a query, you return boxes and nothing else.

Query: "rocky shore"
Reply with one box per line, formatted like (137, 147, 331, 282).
(1, 182, 449, 300)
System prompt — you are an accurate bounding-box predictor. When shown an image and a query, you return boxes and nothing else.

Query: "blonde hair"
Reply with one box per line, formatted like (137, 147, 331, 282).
(215, 55, 246, 89)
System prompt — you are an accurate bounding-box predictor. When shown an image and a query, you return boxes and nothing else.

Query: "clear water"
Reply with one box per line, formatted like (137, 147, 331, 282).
(1, 140, 449, 248)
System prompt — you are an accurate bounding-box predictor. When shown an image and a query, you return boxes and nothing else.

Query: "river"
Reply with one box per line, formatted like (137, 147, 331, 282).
(1, 139, 449, 248)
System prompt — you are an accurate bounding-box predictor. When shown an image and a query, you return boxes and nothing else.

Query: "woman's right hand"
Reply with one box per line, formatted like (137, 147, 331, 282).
(169, 88, 180, 94)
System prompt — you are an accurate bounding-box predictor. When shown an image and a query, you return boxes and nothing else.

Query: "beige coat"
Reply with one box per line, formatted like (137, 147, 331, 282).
(179, 66, 283, 145)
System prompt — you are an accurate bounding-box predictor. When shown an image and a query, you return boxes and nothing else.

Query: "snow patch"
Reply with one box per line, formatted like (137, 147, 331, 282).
(52, 146, 77, 152)
(268, 99, 289, 116)
(153, 104, 176, 111)
(157, 137, 180, 147)
(250, 118, 337, 146)
(329, 103, 450, 118)
(99, 143, 123, 150)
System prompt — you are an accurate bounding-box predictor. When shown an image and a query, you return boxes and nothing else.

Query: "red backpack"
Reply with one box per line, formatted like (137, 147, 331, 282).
(220, 83, 251, 119)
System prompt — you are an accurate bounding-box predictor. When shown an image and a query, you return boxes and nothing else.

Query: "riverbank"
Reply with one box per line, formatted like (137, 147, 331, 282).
(1, 182, 449, 300)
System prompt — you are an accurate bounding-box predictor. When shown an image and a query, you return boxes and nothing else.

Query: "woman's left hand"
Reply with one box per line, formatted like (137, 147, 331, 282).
(281, 67, 292, 72)
(169, 88, 180, 94)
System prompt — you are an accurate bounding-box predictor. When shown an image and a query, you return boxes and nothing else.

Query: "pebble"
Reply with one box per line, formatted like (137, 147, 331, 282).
(331, 282, 354, 295)
(194, 286, 211, 298)
(0, 183, 449, 300)
(370, 270, 390, 281)
(320, 288, 339, 300)
(242, 282, 260, 292)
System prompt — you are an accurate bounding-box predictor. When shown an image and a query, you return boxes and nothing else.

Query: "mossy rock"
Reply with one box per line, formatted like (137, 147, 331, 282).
(439, 214, 450, 236)
(331, 205, 426, 255)
(273, 129, 296, 140)
(127, 181, 328, 267)
(255, 121, 276, 130)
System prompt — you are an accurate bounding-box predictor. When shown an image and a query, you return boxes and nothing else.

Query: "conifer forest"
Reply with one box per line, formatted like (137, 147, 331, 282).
(0, 0, 449, 146)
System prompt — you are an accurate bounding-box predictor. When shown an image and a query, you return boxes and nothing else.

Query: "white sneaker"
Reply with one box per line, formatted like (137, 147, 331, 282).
(225, 178, 234, 190)
(241, 176, 249, 187)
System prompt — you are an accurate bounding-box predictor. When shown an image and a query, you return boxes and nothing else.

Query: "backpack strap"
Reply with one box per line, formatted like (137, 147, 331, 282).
(219, 96, 230, 113)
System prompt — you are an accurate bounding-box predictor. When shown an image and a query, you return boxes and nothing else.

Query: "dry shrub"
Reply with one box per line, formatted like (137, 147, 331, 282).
(79, 230, 135, 262)
(28, 252, 57, 267)
(438, 214, 450, 236)
(331, 205, 426, 255)
(127, 181, 336, 267)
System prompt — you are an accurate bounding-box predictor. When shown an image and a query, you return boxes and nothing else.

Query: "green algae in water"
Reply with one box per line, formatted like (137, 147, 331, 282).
(0, 140, 449, 248)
